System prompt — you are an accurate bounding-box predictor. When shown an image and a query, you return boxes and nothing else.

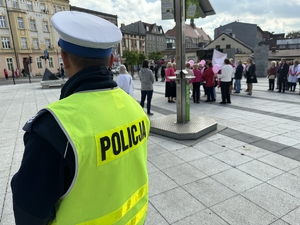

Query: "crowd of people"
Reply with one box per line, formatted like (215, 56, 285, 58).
(3, 68, 26, 79)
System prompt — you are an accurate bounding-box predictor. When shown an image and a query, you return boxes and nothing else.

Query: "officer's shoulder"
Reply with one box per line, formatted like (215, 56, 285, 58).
(23, 109, 53, 132)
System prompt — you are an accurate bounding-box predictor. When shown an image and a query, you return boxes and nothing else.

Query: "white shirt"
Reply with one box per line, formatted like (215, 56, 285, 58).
(116, 73, 134, 97)
(218, 64, 233, 82)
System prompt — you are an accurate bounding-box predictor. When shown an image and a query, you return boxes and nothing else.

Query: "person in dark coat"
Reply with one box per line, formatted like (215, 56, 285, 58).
(234, 60, 243, 93)
(245, 57, 257, 96)
(154, 65, 158, 81)
(160, 64, 166, 82)
(277, 58, 290, 93)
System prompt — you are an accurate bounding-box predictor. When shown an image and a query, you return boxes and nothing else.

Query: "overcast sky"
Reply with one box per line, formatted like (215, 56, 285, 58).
(69, 0, 300, 39)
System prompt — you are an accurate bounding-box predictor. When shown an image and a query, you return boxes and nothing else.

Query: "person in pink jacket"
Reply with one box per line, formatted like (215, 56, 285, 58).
(165, 62, 176, 103)
(190, 63, 202, 103)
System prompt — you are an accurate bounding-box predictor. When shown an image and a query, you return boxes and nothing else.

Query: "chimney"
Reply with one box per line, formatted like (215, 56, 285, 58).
(190, 19, 195, 29)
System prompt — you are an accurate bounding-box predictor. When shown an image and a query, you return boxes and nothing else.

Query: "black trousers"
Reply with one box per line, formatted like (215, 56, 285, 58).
(278, 78, 286, 92)
(269, 79, 275, 91)
(193, 82, 201, 102)
(140, 90, 153, 113)
(220, 81, 231, 103)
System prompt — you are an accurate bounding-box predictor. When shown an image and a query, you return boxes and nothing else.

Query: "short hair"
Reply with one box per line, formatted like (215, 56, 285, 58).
(167, 62, 172, 68)
(119, 64, 128, 74)
(142, 60, 149, 68)
(207, 62, 213, 67)
(281, 58, 286, 62)
(193, 63, 198, 68)
(172, 63, 176, 67)
(271, 61, 276, 65)
(185, 62, 190, 68)
(224, 58, 231, 64)
(63, 50, 110, 70)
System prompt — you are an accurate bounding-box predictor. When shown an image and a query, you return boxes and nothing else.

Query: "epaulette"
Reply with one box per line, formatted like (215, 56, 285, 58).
(23, 109, 48, 132)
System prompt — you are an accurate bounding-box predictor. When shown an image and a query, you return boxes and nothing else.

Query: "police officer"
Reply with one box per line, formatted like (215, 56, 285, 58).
(11, 11, 150, 225)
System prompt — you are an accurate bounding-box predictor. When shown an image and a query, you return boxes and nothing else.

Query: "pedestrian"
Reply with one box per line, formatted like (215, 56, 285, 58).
(218, 58, 233, 104)
(172, 62, 176, 72)
(202, 62, 215, 102)
(15, 68, 20, 78)
(21, 68, 26, 77)
(160, 63, 166, 82)
(267, 61, 277, 91)
(3, 68, 8, 79)
(139, 59, 155, 115)
(11, 11, 150, 225)
(191, 63, 202, 103)
(234, 60, 243, 93)
(288, 60, 298, 92)
(60, 63, 65, 79)
(245, 57, 257, 96)
(116, 64, 134, 97)
(165, 62, 176, 103)
(229, 58, 235, 94)
(277, 58, 289, 93)
(154, 65, 158, 81)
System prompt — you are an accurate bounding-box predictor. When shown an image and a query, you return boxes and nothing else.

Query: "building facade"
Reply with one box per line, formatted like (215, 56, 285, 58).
(214, 21, 264, 48)
(0, 0, 69, 76)
(120, 21, 165, 58)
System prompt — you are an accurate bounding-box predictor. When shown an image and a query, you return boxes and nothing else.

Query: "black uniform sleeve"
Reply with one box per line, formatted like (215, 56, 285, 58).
(11, 112, 75, 225)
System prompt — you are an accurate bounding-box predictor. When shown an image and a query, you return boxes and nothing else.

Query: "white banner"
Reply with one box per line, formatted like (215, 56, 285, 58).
(212, 49, 227, 67)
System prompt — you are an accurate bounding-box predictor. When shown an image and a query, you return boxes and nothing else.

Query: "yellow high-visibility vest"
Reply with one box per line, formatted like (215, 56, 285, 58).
(47, 88, 150, 225)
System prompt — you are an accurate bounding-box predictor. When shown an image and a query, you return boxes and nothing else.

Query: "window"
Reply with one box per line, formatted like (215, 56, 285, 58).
(1, 37, 10, 49)
(216, 45, 220, 49)
(146, 26, 149, 31)
(222, 38, 225, 41)
(27, 1, 32, 10)
(0, 0, 3, 6)
(0, 16, 6, 28)
(7, 58, 13, 71)
(48, 57, 54, 68)
(12, 0, 18, 8)
(53, 6, 56, 13)
(29, 19, 36, 31)
(37, 57, 42, 69)
(57, 6, 61, 12)
(45, 39, 51, 49)
(21, 37, 27, 49)
(32, 38, 38, 49)
(40, 3, 45, 12)
(43, 21, 49, 32)
(18, 17, 24, 29)
(226, 44, 231, 49)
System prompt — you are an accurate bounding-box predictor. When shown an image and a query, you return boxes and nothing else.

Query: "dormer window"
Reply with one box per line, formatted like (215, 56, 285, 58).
(146, 26, 149, 31)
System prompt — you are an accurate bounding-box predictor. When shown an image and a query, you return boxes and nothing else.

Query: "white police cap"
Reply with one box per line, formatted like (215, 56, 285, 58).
(51, 11, 122, 58)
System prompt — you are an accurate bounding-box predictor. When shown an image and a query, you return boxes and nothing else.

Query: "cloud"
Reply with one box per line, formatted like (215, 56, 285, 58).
(69, 0, 300, 39)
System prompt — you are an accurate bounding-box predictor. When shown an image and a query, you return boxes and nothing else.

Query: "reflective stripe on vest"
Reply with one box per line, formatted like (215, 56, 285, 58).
(47, 88, 150, 225)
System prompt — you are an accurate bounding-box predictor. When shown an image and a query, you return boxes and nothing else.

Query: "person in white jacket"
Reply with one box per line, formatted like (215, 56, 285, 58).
(116, 64, 134, 97)
(218, 58, 233, 104)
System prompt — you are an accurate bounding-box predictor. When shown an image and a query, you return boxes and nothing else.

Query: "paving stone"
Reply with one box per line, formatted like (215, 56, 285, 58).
(252, 139, 288, 152)
(147, 143, 168, 157)
(148, 171, 178, 197)
(193, 141, 228, 155)
(212, 137, 245, 149)
(183, 177, 236, 207)
(212, 168, 262, 193)
(144, 203, 168, 225)
(242, 183, 300, 217)
(231, 132, 262, 144)
(211, 195, 277, 225)
(270, 220, 291, 225)
(189, 156, 232, 176)
(277, 147, 300, 162)
(173, 147, 207, 162)
(150, 187, 205, 224)
(163, 163, 207, 186)
(148, 152, 184, 170)
(147, 161, 159, 174)
(172, 208, 228, 225)
(237, 160, 284, 181)
(289, 167, 300, 177)
(156, 140, 187, 152)
(268, 173, 300, 199)
(213, 150, 253, 167)
(281, 206, 300, 225)
(259, 153, 300, 171)
(268, 135, 300, 147)
(219, 128, 241, 137)
(232, 144, 272, 159)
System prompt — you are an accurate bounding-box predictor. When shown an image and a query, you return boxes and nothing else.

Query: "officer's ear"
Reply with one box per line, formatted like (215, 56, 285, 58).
(61, 50, 70, 69)
(108, 54, 114, 68)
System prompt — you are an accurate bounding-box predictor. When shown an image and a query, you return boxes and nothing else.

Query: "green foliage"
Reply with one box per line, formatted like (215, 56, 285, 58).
(148, 51, 163, 61)
(286, 31, 300, 39)
(137, 52, 146, 65)
(122, 49, 137, 66)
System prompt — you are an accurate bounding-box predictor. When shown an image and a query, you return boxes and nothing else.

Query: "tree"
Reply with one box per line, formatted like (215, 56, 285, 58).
(286, 31, 300, 39)
(137, 52, 146, 65)
(122, 49, 137, 76)
(148, 51, 163, 61)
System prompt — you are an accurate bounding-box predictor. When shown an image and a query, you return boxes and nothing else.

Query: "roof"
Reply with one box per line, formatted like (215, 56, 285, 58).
(277, 38, 300, 45)
(120, 21, 164, 35)
(269, 49, 300, 59)
(165, 24, 211, 42)
(205, 33, 253, 51)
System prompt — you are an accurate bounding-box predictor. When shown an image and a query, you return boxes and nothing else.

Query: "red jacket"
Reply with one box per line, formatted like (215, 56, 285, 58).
(190, 69, 202, 83)
(165, 67, 175, 82)
(202, 67, 215, 87)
